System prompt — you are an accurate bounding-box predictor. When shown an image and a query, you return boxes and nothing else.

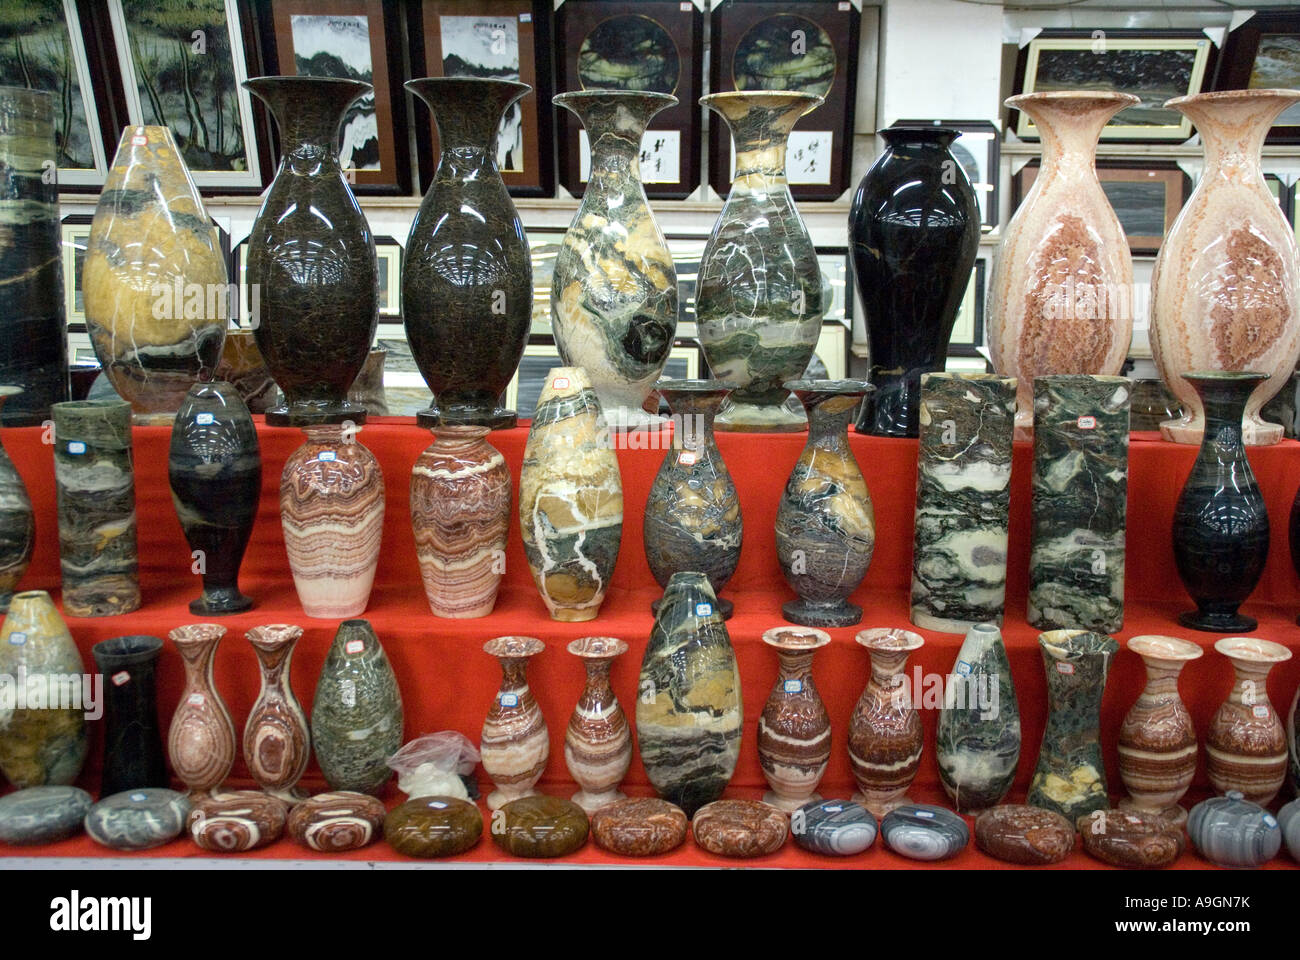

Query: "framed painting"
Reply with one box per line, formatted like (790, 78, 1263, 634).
(948, 257, 986, 358)
(1215, 13, 1300, 144)
(893, 119, 999, 230)
(409, 0, 554, 197)
(1013, 30, 1215, 142)
(709, 0, 860, 202)
(555, 0, 702, 200)
(524, 227, 569, 332)
(374, 237, 402, 318)
(60, 214, 92, 324)
(816, 247, 851, 326)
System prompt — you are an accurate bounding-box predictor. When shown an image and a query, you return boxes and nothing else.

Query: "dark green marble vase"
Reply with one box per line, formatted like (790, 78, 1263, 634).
(0, 387, 34, 611)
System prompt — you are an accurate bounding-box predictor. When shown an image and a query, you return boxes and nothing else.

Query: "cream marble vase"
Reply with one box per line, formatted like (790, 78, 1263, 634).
(989, 92, 1137, 438)
(1150, 89, 1300, 445)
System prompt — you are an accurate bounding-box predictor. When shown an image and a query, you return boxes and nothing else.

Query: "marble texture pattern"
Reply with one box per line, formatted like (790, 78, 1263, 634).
(166, 623, 234, 796)
(590, 797, 687, 857)
(244, 624, 309, 804)
(974, 804, 1074, 865)
(692, 799, 787, 858)
(214, 331, 277, 414)
(880, 804, 969, 861)
(0, 388, 35, 611)
(1187, 791, 1281, 868)
(1207, 636, 1291, 806)
(791, 799, 877, 856)
(564, 636, 631, 813)
(287, 791, 386, 852)
(385, 796, 482, 858)
(490, 795, 589, 858)
(758, 626, 832, 812)
(1278, 798, 1300, 862)
(188, 790, 287, 852)
(1077, 809, 1185, 869)
(85, 789, 189, 851)
(848, 628, 924, 816)
(0, 785, 92, 845)
(481, 636, 548, 810)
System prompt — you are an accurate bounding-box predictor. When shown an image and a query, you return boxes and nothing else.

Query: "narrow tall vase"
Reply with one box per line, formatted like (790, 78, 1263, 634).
(758, 626, 832, 813)
(850, 126, 980, 437)
(92, 634, 167, 795)
(989, 92, 1137, 437)
(1207, 636, 1292, 806)
(551, 91, 679, 430)
(0, 387, 34, 611)
(1150, 89, 1300, 445)
(244, 624, 310, 804)
(564, 636, 631, 814)
(697, 92, 825, 432)
(243, 77, 378, 426)
(1171, 372, 1270, 632)
(167, 623, 234, 796)
(848, 628, 925, 817)
(481, 636, 548, 811)
(404, 78, 532, 429)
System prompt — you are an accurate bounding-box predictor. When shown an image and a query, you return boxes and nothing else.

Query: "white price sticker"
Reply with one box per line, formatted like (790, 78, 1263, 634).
(187, 692, 206, 706)
(678, 451, 698, 466)
(112, 671, 130, 686)
(345, 640, 364, 654)
(695, 602, 712, 617)
(1077, 416, 1097, 430)
(783, 679, 802, 693)
(67, 441, 85, 455)
(319, 451, 337, 461)
(9, 632, 26, 645)
(1056, 662, 1075, 675)
(552, 377, 570, 390)
(132, 134, 147, 146)
(500, 693, 519, 708)
(196, 412, 215, 425)
(1253, 705, 1270, 719)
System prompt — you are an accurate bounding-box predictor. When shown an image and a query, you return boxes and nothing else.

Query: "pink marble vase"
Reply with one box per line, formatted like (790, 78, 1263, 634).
(758, 626, 832, 812)
(847, 627, 925, 816)
(481, 635, 548, 810)
(167, 623, 235, 796)
(1206, 636, 1292, 805)
(244, 624, 310, 804)
(564, 636, 631, 814)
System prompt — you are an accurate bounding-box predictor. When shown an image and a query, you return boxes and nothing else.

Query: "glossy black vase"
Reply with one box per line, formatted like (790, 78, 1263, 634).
(404, 78, 532, 430)
(1172, 372, 1270, 632)
(168, 380, 261, 614)
(243, 77, 378, 426)
(850, 127, 979, 437)
(91, 635, 167, 795)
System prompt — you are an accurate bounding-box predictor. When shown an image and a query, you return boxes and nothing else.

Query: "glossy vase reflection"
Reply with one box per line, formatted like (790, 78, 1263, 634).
(643, 380, 742, 618)
(0, 387, 34, 611)
(1150, 90, 1300, 445)
(166, 623, 234, 796)
(758, 626, 831, 813)
(244, 625, 309, 804)
(850, 126, 980, 437)
(1207, 637, 1292, 806)
(405, 78, 532, 430)
(1171, 372, 1270, 632)
(243, 77, 378, 426)
(564, 636, 631, 814)
(775, 381, 875, 627)
(697, 92, 825, 432)
(848, 628, 924, 817)
(552, 91, 678, 430)
(92, 635, 167, 795)
(481, 636, 548, 811)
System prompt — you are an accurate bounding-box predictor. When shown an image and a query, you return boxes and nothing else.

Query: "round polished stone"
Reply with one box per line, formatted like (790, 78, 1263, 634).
(491, 796, 588, 858)
(0, 786, 93, 846)
(386, 796, 483, 858)
(792, 798, 876, 856)
(1077, 809, 1185, 869)
(287, 791, 386, 852)
(590, 797, 687, 857)
(692, 799, 787, 858)
(975, 804, 1075, 865)
(1280, 799, 1300, 863)
(85, 789, 189, 851)
(880, 803, 969, 861)
(188, 790, 287, 852)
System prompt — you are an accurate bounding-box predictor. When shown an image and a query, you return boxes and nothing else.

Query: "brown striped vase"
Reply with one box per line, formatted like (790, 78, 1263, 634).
(564, 636, 631, 814)
(1207, 636, 1293, 806)
(481, 636, 548, 810)
(167, 623, 235, 797)
(848, 627, 925, 816)
(758, 626, 832, 812)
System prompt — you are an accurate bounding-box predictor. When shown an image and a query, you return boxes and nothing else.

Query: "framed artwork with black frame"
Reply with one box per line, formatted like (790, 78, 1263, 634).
(374, 236, 402, 318)
(893, 119, 999, 231)
(1215, 13, 1300, 144)
(1012, 29, 1216, 143)
(60, 213, 93, 324)
(409, 1, 554, 197)
(948, 257, 986, 358)
(708, 0, 860, 202)
(555, 0, 702, 200)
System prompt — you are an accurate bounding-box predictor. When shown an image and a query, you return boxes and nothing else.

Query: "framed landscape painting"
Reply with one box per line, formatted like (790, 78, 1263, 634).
(1215, 13, 1300, 144)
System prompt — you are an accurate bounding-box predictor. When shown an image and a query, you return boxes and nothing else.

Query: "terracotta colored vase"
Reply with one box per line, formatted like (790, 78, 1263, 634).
(244, 624, 310, 804)
(1207, 636, 1292, 806)
(848, 628, 924, 816)
(989, 92, 1137, 437)
(167, 623, 235, 797)
(0, 387, 34, 611)
(411, 424, 510, 618)
(564, 636, 631, 814)
(758, 626, 832, 813)
(481, 636, 548, 810)
(1150, 89, 1300, 445)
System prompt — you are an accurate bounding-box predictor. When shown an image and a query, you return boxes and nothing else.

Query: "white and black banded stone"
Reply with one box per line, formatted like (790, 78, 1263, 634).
(880, 803, 969, 861)
(792, 798, 877, 856)
(1187, 792, 1281, 869)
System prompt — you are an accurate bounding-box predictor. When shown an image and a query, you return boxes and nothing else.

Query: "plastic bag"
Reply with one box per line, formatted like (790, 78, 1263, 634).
(386, 731, 481, 800)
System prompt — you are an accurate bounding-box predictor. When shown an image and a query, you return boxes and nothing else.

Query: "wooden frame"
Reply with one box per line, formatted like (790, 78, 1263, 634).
(893, 119, 999, 231)
(1215, 12, 1300, 144)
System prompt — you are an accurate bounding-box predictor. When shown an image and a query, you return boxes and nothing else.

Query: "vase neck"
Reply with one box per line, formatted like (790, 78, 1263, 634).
(411, 78, 528, 179)
(498, 658, 531, 691)
(247, 77, 369, 173)
(1014, 95, 1127, 176)
(582, 657, 614, 692)
(709, 95, 811, 185)
(777, 650, 816, 678)
(1187, 376, 1262, 450)
(870, 650, 911, 687)
(1228, 658, 1275, 701)
(1176, 93, 1299, 179)
(558, 92, 672, 190)
(804, 392, 863, 450)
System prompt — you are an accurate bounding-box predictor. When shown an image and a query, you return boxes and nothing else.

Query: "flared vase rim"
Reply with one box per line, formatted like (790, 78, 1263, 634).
(655, 378, 739, 393)
(554, 89, 678, 107)
(566, 636, 629, 659)
(1038, 629, 1119, 658)
(9, 590, 53, 604)
(484, 635, 545, 659)
(0, 385, 21, 399)
(407, 76, 531, 96)
(855, 627, 924, 652)
(244, 75, 374, 97)
(1182, 370, 1269, 384)
(1005, 90, 1140, 109)
(1126, 634, 1204, 663)
(1213, 636, 1292, 664)
(92, 634, 165, 662)
(762, 626, 832, 651)
(1166, 87, 1300, 109)
(246, 624, 305, 651)
(784, 378, 873, 396)
(878, 124, 962, 144)
(701, 90, 824, 109)
(168, 623, 227, 645)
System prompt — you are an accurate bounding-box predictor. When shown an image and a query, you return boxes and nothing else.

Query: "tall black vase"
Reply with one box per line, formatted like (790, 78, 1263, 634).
(168, 380, 261, 614)
(1172, 371, 1270, 632)
(850, 126, 979, 437)
(91, 635, 167, 795)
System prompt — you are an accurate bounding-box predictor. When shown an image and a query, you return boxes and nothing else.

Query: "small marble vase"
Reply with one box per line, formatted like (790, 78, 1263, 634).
(167, 623, 234, 796)
(911, 373, 1017, 633)
(280, 423, 385, 619)
(52, 399, 140, 617)
(848, 628, 925, 816)
(1171, 372, 1270, 632)
(935, 623, 1021, 812)
(518, 367, 623, 621)
(775, 380, 875, 627)
(1207, 636, 1292, 806)
(1188, 791, 1282, 869)
(551, 91, 679, 430)
(643, 379, 742, 618)
(1150, 89, 1300, 445)
(244, 625, 310, 804)
(169, 380, 261, 615)
(215, 330, 278, 414)
(1028, 629, 1119, 820)
(92, 635, 167, 795)
(0, 387, 35, 611)
(0, 591, 87, 787)
(637, 573, 743, 817)
(564, 636, 631, 814)
(1028, 375, 1131, 633)
(411, 424, 510, 618)
(85, 125, 227, 421)
(481, 636, 548, 810)
(758, 626, 832, 813)
(989, 91, 1137, 437)
(697, 92, 825, 432)
(1118, 635, 1203, 828)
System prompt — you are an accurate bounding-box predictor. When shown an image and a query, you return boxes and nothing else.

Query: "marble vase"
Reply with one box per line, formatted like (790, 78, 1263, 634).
(243, 77, 378, 426)
(168, 380, 261, 615)
(551, 91, 678, 430)
(481, 636, 548, 811)
(92, 635, 167, 795)
(564, 636, 631, 814)
(52, 399, 139, 617)
(848, 628, 925, 817)
(989, 92, 1137, 437)
(643, 380, 742, 618)
(0, 591, 86, 787)
(405, 78, 532, 429)
(1027, 375, 1131, 633)
(758, 626, 832, 813)
(518, 367, 622, 621)
(84, 125, 227, 421)
(775, 380, 875, 627)
(411, 424, 510, 618)
(1149, 89, 1300, 445)
(911, 373, 1017, 633)
(1207, 636, 1292, 806)
(0, 387, 34, 611)
(1028, 629, 1118, 820)
(280, 424, 385, 619)
(697, 92, 825, 432)
(215, 330, 278, 414)
(637, 573, 742, 817)
(244, 624, 310, 804)
(167, 623, 234, 796)
(935, 623, 1021, 812)
(1118, 635, 1203, 827)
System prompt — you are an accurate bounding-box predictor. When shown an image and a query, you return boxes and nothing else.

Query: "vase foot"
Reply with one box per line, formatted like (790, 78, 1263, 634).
(266, 400, 367, 427)
(1117, 797, 1187, 830)
(599, 405, 667, 432)
(417, 406, 517, 431)
(652, 595, 733, 619)
(487, 787, 540, 811)
(851, 791, 910, 819)
(190, 589, 254, 616)
(909, 609, 990, 635)
(763, 790, 820, 814)
(571, 789, 626, 814)
(263, 786, 309, 807)
(1178, 609, 1256, 633)
(715, 397, 807, 433)
(783, 597, 862, 628)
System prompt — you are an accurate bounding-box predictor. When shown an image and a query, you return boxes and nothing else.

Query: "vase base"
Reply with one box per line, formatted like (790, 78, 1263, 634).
(852, 792, 910, 819)
(763, 790, 820, 814)
(1117, 797, 1187, 830)
(653, 595, 733, 620)
(262, 786, 308, 807)
(599, 405, 668, 432)
(1161, 415, 1283, 446)
(783, 598, 862, 628)
(910, 608, 999, 635)
(417, 406, 516, 431)
(715, 398, 807, 433)
(486, 787, 540, 811)
(190, 590, 254, 616)
(1178, 609, 1256, 633)
(300, 599, 370, 620)
(571, 789, 626, 815)
(266, 401, 367, 427)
